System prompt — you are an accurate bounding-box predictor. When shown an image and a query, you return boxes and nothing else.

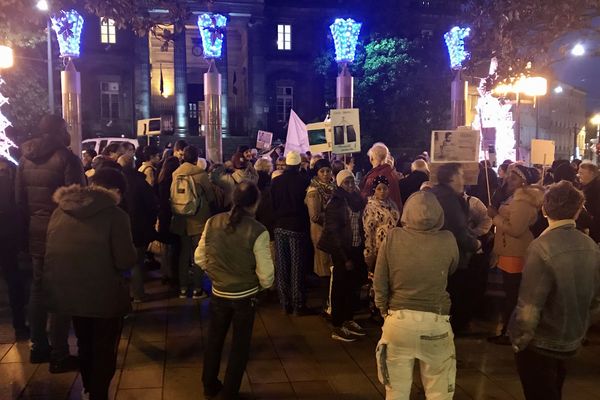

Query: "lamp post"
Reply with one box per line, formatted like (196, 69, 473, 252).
(0, 45, 18, 164)
(444, 26, 470, 129)
(51, 9, 84, 157)
(198, 13, 227, 164)
(330, 18, 361, 110)
(36, 0, 54, 113)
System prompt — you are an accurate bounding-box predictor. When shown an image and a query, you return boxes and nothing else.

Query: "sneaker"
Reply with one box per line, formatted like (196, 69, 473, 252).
(30, 347, 51, 364)
(192, 290, 208, 300)
(343, 320, 366, 336)
(49, 355, 79, 374)
(331, 327, 357, 342)
(179, 289, 188, 299)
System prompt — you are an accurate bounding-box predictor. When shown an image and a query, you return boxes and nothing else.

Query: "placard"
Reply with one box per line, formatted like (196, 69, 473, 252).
(530, 139, 555, 165)
(431, 130, 480, 163)
(256, 130, 273, 150)
(307, 122, 333, 153)
(330, 108, 361, 154)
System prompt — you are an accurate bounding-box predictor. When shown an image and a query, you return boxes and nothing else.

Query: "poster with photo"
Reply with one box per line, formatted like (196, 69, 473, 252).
(307, 122, 333, 153)
(430, 130, 480, 163)
(330, 108, 361, 154)
(256, 130, 273, 150)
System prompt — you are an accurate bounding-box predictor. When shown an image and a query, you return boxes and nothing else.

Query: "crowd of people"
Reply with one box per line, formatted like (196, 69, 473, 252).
(0, 113, 599, 400)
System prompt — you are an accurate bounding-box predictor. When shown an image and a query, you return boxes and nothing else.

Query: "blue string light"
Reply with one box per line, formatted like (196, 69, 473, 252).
(330, 18, 362, 63)
(197, 13, 227, 59)
(51, 10, 84, 59)
(444, 26, 470, 70)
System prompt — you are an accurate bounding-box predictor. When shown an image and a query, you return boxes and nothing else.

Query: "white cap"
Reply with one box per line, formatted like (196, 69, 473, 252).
(336, 169, 355, 187)
(286, 151, 301, 166)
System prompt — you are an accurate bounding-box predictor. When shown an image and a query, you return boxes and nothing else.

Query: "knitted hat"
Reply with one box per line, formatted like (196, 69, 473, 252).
(313, 158, 331, 173)
(285, 151, 301, 166)
(336, 169, 355, 187)
(371, 175, 390, 195)
(512, 164, 538, 185)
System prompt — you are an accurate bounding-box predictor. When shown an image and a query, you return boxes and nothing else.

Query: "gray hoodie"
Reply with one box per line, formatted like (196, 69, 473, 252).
(373, 191, 459, 315)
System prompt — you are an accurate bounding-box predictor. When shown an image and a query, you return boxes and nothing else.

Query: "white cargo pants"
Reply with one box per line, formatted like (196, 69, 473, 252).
(376, 309, 456, 400)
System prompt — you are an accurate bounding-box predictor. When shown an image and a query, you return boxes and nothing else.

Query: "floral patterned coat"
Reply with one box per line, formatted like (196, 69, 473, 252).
(362, 197, 400, 269)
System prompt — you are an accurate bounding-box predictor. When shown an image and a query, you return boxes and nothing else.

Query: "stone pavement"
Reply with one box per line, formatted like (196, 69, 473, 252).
(1, 276, 600, 400)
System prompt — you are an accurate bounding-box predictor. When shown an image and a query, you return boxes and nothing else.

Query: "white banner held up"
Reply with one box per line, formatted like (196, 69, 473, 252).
(256, 130, 273, 150)
(284, 110, 310, 155)
(330, 108, 361, 154)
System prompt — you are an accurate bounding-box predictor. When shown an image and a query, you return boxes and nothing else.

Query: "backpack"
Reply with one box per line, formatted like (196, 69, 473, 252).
(170, 174, 201, 216)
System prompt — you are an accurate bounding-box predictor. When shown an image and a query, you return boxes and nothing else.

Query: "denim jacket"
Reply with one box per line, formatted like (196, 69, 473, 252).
(509, 221, 600, 355)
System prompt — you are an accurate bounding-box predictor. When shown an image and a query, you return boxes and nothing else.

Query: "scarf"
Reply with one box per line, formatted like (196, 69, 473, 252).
(336, 186, 364, 212)
(310, 177, 335, 208)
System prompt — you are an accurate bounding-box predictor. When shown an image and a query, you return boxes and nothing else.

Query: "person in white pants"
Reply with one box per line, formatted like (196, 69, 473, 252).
(374, 191, 459, 399)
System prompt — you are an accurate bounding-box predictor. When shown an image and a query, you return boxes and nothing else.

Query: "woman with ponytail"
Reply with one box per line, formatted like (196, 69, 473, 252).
(195, 181, 274, 399)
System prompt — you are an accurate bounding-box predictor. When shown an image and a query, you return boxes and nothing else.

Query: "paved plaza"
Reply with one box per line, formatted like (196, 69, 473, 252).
(1, 274, 600, 400)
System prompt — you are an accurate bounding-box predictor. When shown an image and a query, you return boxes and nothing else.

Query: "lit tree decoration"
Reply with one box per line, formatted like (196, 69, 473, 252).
(197, 14, 227, 59)
(444, 26, 471, 70)
(0, 80, 18, 165)
(51, 10, 84, 59)
(329, 18, 362, 63)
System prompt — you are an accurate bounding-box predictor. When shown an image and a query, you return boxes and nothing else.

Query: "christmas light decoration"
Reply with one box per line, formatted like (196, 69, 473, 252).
(51, 10, 84, 58)
(197, 13, 227, 59)
(444, 26, 470, 70)
(0, 78, 18, 164)
(330, 18, 362, 63)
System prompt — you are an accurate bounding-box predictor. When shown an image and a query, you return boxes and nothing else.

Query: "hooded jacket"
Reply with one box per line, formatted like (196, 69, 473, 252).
(493, 185, 545, 258)
(16, 136, 86, 257)
(373, 191, 459, 315)
(43, 185, 137, 318)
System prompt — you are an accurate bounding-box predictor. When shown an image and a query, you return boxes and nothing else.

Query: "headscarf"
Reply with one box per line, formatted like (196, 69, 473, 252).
(370, 175, 390, 196)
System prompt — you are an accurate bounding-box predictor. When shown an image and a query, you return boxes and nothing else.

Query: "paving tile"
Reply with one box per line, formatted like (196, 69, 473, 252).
(116, 388, 163, 400)
(21, 366, 77, 398)
(328, 372, 383, 399)
(291, 380, 336, 398)
(124, 341, 165, 368)
(0, 362, 38, 399)
(1, 342, 30, 363)
(281, 358, 323, 382)
(246, 359, 288, 384)
(119, 365, 164, 389)
(0, 343, 13, 360)
(251, 382, 296, 398)
(163, 367, 202, 400)
(165, 337, 203, 367)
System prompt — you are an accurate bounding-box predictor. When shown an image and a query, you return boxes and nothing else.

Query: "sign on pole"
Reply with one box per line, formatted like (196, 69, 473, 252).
(430, 129, 480, 185)
(256, 130, 273, 150)
(530, 139, 555, 165)
(307, 122, 333, 153)
(330, 108, 360, 154)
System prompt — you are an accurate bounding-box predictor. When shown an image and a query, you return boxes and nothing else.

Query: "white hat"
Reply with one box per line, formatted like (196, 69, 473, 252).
(336, 169, 355, 187)
(285, 151, 301, 166)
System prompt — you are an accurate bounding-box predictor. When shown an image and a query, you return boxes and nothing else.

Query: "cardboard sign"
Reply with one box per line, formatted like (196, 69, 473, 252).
(530, 139, 555, 165)
(429, 162, 480, 186)
(307, 122, 333, 153)
(256, 130, 273, 150)
(431, 130, 480, 163)
(330, 108, 361, 154)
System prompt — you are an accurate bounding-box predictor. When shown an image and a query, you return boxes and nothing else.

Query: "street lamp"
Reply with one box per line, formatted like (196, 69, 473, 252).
(330, 18, 362, 110)
(36, 0, 54, 113)
(571, 43, 585, 57)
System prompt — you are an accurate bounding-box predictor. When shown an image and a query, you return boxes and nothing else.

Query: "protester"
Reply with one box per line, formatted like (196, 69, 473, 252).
(430, 163, 479, 333)
(469, 160, 498, 207)
(0, 156, 28, 340)
(553, 162, 577, 185)
(44, 167, 137, 399)
(374, 191, 459, 399)
(363, 176, 400, 271)
(331, 159, 345, 179)
(487, 165, 544, 345)
(101, 143, 123, 161)
(254, 158, 275, 240)
(138, 145, 161, 187)
(173, 140, 188, 162)
(305, 159, 335, 277)
(360, 143, 403, 213)
(195, 181, 274, 400)
(509, 181, 600, 400)
(309, 154, 323, 171)
(275, 155, 286, 171)
(231, 145, 253, 170)
(319, 170, 368, 341)
(171, 146, 215, 299)
(345, 156, 356, 173)
(398, 159, 430, 204)
(271, 150, 311, 315)
(82, 149, 97, 172)
(578, 162, 600, 242)
(17, 114, 85, 371)
(157, 156, 181, 286)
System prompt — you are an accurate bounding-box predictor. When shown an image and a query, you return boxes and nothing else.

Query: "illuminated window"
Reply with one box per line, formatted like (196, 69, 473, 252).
(276, 86, 293, 122)
(277, 24, 291, 50)
(101, 82, 120, 119)
(100, 18, 116, 44)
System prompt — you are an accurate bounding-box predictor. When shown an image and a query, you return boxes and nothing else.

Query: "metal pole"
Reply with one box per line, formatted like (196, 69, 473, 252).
(450, 70, 465, 129)
(535, 97, 539, 139)
(47, 19, 54, 113)
(515, 94, 521, 161)
(61, 59, 82, 156)
(204, 60, 222, 163)
(336, 63, 353, 109)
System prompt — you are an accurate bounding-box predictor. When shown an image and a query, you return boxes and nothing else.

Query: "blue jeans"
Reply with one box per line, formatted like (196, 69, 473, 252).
(203, 295, 256, 398)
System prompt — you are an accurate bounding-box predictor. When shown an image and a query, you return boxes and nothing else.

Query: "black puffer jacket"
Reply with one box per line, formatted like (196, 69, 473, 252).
(16, 136, 85, 257)
(122, 167, 158, 248)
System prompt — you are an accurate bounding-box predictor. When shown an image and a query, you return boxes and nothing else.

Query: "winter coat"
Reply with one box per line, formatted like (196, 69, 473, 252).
(305, 179, 335, 277)
(469, 167, 498, 207)
(493, 186, 545, 259)
(362, 197, 400, 269)
(0, 160, 22, 246)
(255, 171, 275, 238)
(43, 185, 137, 318)
(157, 176, 174, 243)
(399, 170, 429, 204)
(582, 177, 600, 242)
(170, 162, 216, 237)
(16, 136, 86, 257)
(271, 168, 310, 232)
(360, 164, 403, 213)
(509, 221, 600, 356)
(373, 191, 459, 315)
(122, 167, 158, 247)
(138, 162, 157, 188)
(430, 183, 479, 269)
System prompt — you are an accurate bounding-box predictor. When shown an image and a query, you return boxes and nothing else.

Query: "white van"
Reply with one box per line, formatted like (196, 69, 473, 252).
(82, 137, 139, 155)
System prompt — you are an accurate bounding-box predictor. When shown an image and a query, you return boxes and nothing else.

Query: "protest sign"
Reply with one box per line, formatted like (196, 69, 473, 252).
(431, 130, 480, 163)
(256, 130, 273, 150)
(330, 108, 360, 154)
(284, 110, 310, 155)
(530, 139, 555, 165)
(307, 122, 333, 153)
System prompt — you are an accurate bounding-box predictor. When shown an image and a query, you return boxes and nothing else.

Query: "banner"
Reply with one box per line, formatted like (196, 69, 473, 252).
(330, 108, 361, 154)
(284, 110, 310, 155)
(256, 130, 273, 150)
(530, 139, 555, 165)
(431, 130, 480, 163)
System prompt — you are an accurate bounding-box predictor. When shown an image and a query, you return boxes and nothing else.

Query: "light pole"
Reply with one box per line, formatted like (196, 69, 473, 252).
(330, 18, 361, 110)
(36, 0, 54, 113)
(444, 26, 470, 129)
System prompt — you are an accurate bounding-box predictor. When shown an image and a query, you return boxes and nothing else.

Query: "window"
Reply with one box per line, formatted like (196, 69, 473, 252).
(100, 18, 116, 44)
(101, 81, 120, 119)
(277, 24, 291, 50)
(276, 86, 293, 122)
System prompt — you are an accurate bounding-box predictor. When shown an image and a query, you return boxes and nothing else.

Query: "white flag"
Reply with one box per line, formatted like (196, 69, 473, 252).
(284, 110, 309, 155)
